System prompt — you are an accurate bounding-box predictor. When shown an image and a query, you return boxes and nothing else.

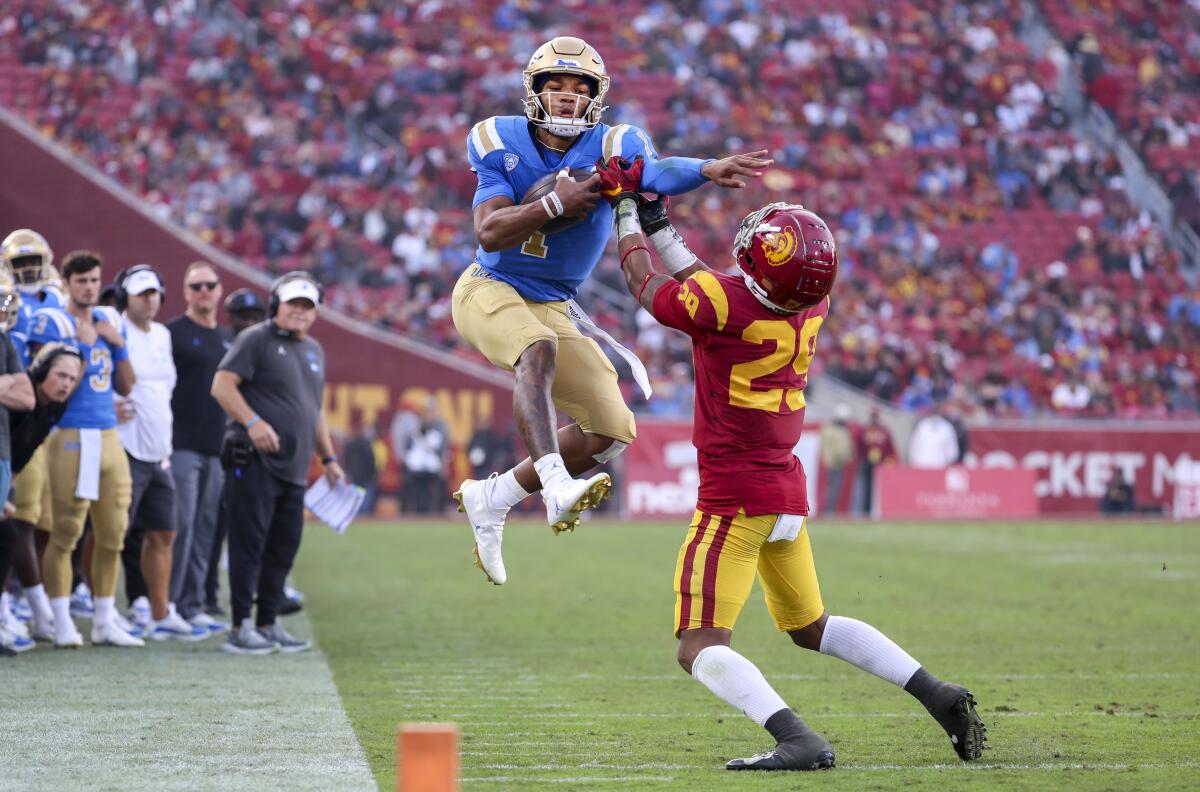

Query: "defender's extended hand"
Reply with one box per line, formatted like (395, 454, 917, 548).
(701, 149, 773, 188)
(595, 155, 645, 206)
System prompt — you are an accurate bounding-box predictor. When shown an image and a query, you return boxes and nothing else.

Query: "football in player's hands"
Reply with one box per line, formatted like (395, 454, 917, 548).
(521, 168, 598, 234)
(594, 155, 644, 206)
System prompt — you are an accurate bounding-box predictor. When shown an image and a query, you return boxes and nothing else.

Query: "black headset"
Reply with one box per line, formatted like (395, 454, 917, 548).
(268, 271, 323, 318)
(29, 343, 85, 384)
(112, 264, 166, 312)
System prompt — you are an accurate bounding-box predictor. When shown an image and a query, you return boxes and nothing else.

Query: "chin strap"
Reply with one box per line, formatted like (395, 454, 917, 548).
(741, 272, 797, 316)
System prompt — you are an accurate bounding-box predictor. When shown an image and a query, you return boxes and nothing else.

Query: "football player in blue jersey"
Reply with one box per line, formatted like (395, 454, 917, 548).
(0, 228, 63, 640)
(452, 36, 772, 585)
(29, 250, 142, 648)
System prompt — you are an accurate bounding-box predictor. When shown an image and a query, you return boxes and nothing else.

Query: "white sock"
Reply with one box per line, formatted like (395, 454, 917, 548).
(819, 615, 921, 688)
(493, 469, 533, 509)
(25, 583, 53, 619)
(50, 596, 72, 635)
(533, 453, 572, 493)
(691, 645, 789, 727)
(93, 595, 115, 626)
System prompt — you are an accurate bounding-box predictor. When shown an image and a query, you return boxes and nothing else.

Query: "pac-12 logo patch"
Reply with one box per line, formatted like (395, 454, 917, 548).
(504, 152, 520, 172)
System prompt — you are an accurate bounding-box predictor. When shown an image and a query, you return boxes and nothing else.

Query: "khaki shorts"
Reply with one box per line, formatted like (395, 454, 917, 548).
(452, 265, 636, 443)
(12, 445, 53, 530)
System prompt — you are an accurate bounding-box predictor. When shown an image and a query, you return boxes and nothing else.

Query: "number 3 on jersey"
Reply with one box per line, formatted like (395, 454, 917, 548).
(89, 347, 112, 392)
(729, 317, 824, 412)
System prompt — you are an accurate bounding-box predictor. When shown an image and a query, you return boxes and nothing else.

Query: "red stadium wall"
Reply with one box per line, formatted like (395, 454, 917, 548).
(627, 419, 1200, 518)
(0, 112, 513, 481)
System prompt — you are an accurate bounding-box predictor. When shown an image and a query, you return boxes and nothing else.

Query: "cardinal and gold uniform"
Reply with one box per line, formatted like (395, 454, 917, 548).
(648, 270, 830, 637)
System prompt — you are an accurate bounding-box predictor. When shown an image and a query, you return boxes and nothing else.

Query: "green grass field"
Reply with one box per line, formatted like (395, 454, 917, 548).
(297, 517, 1200, 791)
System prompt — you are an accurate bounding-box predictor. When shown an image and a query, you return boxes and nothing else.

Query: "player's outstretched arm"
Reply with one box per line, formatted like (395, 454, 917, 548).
(641, 149, 773, 193)
(596, 156, 672, 312)
(473, 172, 600, 252)
(636, 196, 711, 283)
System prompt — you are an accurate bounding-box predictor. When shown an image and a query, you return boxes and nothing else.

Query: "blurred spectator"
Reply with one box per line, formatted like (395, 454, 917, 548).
(401, 399, 447, 514)
(819, 405, 854, 515)
(1051, 369, 1091, 413)
(467, 422, 515, 481)
(909, 405, 961, 469)
(343, 423, 378, 516)
(855, 409, 897, 515)
(1100, 469, 1136, 515)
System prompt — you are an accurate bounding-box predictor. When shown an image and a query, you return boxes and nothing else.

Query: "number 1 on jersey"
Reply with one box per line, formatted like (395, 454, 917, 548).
(521, 230, 549, 258)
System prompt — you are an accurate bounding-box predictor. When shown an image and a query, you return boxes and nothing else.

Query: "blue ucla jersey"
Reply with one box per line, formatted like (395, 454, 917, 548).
(11, 287, 62, 367)
(29, 305, 128, 429)
(468, 115, 708, 302)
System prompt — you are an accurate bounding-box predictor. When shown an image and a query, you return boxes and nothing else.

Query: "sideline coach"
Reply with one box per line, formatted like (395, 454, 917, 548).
(210, 272, 344, 654)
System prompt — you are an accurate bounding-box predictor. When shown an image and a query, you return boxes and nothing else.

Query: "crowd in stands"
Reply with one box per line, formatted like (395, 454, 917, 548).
(0, 0, 1196, 419)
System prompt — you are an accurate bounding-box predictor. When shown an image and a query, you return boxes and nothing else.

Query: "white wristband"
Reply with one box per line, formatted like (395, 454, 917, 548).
(540, 191, 564, 219)
(649, 226, 697, 274)
(615, 199, 642, 241)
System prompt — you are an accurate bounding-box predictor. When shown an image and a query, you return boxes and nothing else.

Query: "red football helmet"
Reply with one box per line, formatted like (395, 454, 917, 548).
(732, 203, 838, 313)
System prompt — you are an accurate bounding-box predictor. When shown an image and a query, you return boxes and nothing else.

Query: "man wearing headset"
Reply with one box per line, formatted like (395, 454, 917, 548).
(210, 272, 344, 655)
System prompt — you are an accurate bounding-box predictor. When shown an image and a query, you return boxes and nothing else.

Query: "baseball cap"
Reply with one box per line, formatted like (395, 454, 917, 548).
(224, 288, 265, 314)
(124, 268, 163, 296)
(276, 277, 320, 306)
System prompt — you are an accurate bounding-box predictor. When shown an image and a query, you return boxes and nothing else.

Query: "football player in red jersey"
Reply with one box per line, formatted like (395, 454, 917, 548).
(595, 157, 987, 771)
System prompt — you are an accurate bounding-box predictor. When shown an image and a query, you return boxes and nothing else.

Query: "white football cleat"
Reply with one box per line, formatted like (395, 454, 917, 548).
(453, 475, 508, 585)
(29, 606, 55, 642)
(91, 618, 145, 648)
(53, 622, 84, 649)
(543, 472, 612, 535)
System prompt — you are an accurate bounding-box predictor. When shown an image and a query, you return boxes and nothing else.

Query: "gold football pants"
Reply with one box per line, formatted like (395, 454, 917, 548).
(42, 428, 132, 599)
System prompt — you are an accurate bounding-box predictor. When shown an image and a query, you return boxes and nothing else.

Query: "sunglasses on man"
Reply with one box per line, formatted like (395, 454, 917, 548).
(188, 280, 220, 292)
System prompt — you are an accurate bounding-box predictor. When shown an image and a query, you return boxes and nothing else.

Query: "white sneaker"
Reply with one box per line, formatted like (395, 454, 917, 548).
(127, 596, 151, 631)
(30, 605, 55, 642)
(149, 605, 208, 642)
(189, 612, 229, 635)
(453, 475, 509, 585)
(54, 621, 84, 649)
(542, 472, 612, 534)
(70, 582, 94, 619)
(0, 606, 30, 640)
(0, 622, 35, 653)
(91, 618, 145, 648)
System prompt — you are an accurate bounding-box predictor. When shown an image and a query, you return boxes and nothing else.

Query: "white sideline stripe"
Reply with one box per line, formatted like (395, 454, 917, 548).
(473, 763, 688, 770)
(3, 610, 376, 792)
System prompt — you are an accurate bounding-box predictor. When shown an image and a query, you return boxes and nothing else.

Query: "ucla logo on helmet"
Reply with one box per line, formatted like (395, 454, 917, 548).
(504, 152, 520, 172)
(554, 58, 580, 67)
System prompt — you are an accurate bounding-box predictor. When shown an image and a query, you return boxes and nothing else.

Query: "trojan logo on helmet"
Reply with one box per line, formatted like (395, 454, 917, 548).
(732, 203, 839, 314)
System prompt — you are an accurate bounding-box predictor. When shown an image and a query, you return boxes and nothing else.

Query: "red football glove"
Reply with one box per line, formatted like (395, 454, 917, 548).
(594, 155, 644, 206)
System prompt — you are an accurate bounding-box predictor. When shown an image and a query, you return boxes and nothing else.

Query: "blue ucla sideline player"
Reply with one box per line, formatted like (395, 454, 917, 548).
(30, 250, 142, 648)
(452, 36, 772, 585)
(1, 228, 66, 640)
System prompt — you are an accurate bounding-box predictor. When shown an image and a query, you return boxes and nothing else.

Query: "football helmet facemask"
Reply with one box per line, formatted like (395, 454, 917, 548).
(732, 203, 838, 314)
(0, 273, 20, 332)
(523, 36, 609, 138)
(1, 228, 54, 291)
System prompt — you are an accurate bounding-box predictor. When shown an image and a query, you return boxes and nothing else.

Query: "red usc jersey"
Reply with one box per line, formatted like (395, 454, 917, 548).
(652, 270, 829, 517)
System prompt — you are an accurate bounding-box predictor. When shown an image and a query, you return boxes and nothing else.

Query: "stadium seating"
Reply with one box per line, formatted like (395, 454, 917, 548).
(0, 0, 1195, 418)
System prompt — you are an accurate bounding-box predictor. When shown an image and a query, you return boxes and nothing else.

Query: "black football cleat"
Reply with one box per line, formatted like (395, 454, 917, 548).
(923, 683, 988, 761)
(726, 732, 836, 771)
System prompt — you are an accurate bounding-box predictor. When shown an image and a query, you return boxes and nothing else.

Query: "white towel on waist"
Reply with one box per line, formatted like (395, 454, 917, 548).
(767, 514, 805, 543)
(565, 299, 653, 400)
(75, 429, 102, 501)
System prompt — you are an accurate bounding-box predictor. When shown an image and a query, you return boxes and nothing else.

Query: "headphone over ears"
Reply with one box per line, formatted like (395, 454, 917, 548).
(28, 342, 85, 384)
(268, 271, 324, 318)
(112, 264, 166, 312)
